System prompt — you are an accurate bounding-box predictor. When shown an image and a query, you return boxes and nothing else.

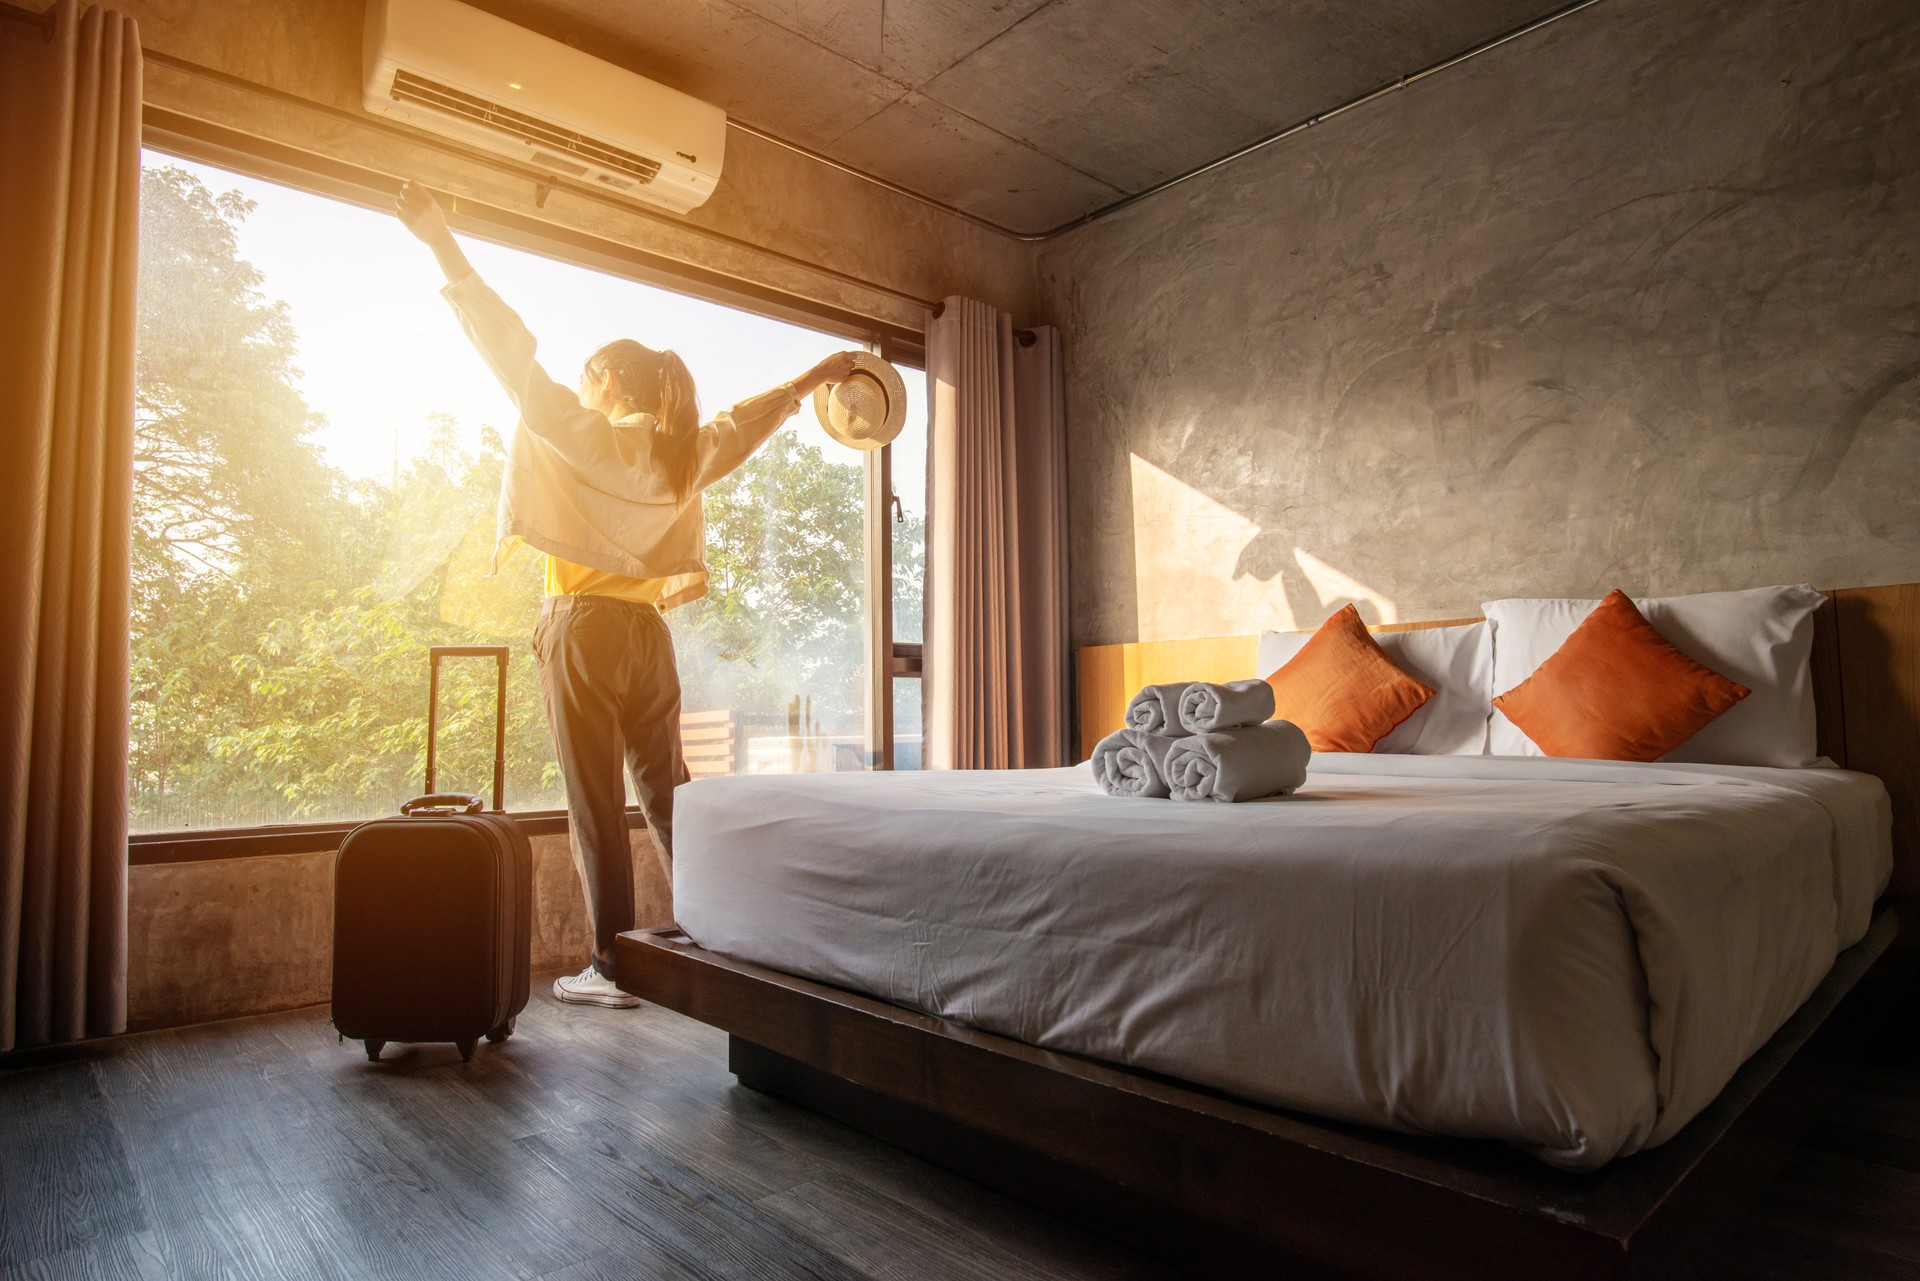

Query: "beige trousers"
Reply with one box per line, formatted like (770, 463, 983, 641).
(532, 594, 686, 977)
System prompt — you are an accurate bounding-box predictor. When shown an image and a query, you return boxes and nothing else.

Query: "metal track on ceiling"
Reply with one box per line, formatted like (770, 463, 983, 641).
(731, 0, 1613, 243)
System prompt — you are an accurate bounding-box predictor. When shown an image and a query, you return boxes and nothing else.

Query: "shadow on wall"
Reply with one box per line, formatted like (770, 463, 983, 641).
(1129, 453, 1399, 639)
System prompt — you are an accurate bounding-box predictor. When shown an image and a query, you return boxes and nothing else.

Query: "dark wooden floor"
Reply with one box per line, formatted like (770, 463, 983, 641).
(2, 967, 1917, 1281)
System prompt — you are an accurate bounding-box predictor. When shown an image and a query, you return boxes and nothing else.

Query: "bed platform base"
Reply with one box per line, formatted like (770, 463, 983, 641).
(616, 901, 1909, 1281)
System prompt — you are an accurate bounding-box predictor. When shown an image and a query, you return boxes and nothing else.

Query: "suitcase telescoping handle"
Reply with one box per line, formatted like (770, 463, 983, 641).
(424, 645, 509, 813)
(401, 793, 485, 816)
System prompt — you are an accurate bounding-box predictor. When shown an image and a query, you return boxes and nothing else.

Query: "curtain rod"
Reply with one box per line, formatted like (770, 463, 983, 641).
(0, 0, 49, 31)
(928, 299, 1035, 345)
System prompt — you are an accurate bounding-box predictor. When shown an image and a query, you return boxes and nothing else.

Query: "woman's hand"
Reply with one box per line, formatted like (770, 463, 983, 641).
(792, 351, 861, 397)
(396, 181, 475, 285)
(396, 181, 453, 246)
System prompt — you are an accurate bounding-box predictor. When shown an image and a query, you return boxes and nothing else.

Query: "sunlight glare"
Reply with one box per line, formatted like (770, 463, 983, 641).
(1293, 547, 1398, 624)
(149, 152, 858, 487)
(1128, 451, 1296, 639)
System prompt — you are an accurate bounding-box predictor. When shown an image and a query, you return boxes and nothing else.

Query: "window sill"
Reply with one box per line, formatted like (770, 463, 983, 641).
(128, 807, 641, 865)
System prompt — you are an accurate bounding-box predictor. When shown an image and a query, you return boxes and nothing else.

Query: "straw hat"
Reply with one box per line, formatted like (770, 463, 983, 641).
(813, 352, 907, 451)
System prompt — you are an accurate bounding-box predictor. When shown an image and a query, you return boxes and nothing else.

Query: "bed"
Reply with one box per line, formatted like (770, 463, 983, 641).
(617, 583, 1919, 1280)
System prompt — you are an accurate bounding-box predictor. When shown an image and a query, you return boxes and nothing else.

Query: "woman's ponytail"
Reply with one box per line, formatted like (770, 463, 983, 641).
(585, 338, 703, 499)
(653, 350, 701, 499)
(586, 339, 700, 432)
(655, 349, 699, 435)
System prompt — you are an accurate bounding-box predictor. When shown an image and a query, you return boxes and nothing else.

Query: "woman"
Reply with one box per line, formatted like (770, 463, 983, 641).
(396, 181, 857, 1008)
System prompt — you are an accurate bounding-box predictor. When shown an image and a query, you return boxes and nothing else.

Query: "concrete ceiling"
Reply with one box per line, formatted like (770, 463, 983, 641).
(470, 0, 1573, 235)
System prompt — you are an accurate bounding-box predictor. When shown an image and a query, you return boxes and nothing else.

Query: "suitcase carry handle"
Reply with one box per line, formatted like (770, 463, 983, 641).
(425, 645, 510, 812)
(401, 793, 485, 816)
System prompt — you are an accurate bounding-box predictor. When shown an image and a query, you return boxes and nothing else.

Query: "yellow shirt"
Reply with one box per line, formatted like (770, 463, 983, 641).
(543, 554, 677, 606)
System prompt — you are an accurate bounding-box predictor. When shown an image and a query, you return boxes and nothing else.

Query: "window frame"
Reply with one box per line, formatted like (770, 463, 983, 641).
(868, 343, 928, 773)
(863, 428, 895, 770)
(128, 810, 588, 865)
(144, 110, 926, 352)
(130, 115, 926, 861)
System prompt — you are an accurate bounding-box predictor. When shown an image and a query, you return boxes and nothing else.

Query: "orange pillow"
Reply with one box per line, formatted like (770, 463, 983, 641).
(1263, 605, 1435, 752)
(1492, 589, 1751, 761)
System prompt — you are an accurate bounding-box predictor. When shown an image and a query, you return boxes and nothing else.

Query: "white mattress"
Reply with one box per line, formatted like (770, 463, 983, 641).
(673, 754, 1891, 1170)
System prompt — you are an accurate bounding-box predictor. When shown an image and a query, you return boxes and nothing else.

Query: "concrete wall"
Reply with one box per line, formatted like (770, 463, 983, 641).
(1039, 0, 1920, 646)
(128, 829, 669, 1030)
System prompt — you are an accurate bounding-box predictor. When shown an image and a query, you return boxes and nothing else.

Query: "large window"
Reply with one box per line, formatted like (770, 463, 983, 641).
(131, 152, 923, 832)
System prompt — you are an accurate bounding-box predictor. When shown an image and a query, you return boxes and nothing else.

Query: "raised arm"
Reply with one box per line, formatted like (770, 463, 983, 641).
(688, 351, 861, 492)
(795, 351, 860, 400)
(395, 182, 611, 469)
(396, 180, 473, 286)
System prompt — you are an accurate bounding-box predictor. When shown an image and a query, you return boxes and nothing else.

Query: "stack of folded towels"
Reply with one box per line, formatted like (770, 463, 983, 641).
(1092, 680, 1311, 802)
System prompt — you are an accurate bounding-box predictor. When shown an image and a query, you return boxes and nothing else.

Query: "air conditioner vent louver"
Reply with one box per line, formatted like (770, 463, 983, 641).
(530, 150, 589, 177)
(389, 69, 660, 184)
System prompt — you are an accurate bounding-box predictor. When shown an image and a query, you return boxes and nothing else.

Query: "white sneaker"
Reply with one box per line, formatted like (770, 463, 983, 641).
(553, 965, 641, 1008)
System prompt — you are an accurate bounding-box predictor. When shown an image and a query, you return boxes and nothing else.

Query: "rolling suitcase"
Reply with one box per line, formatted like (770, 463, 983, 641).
(333, 645, 532, 1062)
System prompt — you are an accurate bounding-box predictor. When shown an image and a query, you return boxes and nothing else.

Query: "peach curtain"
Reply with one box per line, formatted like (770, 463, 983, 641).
(0, 0, 140, 1051)
(924, 297, 1069, 770)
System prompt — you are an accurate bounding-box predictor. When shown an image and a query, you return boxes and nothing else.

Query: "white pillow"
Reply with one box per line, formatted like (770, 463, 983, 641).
(1483, 585, 1825, 767)
(1257, 621, 1493, 755)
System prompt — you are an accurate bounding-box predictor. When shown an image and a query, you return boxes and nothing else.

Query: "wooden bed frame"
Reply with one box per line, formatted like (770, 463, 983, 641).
(617, 582, 1919, 1280)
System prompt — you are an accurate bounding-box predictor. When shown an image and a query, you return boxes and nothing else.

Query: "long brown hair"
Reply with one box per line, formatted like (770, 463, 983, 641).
(585, 339, 701, 497)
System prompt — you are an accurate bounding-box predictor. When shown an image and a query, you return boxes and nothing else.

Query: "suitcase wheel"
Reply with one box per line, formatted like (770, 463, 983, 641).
(364, 1039, 386, 1062)
(456, 1037, 478, 1063)
(486, 1017, 515, 1043)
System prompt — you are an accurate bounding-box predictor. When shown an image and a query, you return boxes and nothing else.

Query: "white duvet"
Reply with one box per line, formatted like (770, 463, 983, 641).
(672, 755, 1891, 1169)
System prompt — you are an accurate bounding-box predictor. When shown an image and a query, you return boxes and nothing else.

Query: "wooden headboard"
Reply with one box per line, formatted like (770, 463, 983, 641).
(1076, 584, 1920, 894)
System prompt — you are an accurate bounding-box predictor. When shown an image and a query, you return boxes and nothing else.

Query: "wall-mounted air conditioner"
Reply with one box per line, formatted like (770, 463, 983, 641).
(363, 0, 726, 215)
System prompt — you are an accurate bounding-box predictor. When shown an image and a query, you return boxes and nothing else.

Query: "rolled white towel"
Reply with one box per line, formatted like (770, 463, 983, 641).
(1164, 720, 1311, 803)
(1091, 728, 1180, 798)
(1124, 682, 1193, 735)
(1177, 679, 1277, 734)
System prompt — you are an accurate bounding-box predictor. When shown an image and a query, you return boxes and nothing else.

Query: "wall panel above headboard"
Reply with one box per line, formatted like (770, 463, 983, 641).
(1077, 616, 1474, 760)
(1076, 585, 1920, 895)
